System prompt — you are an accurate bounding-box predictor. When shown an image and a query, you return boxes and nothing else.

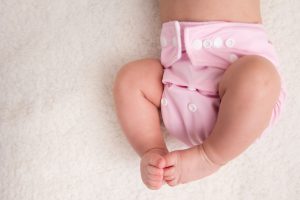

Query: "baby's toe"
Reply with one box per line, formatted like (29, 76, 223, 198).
(164, 166, 180, 186)
(148, 173, 163, 181)
(163, 166, 176, 181)
(147, 165, 163, 176)
(166, 178, 179, 187)
(147, 180, 163, 190)
(147, 165, 164, 182)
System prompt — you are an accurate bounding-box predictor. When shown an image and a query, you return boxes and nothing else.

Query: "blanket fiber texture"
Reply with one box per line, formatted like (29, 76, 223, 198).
(0, 0, 299, 199)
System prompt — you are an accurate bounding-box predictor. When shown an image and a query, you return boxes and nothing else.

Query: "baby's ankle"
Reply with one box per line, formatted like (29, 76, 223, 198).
(201, 143, 228, 166)
(143, 147, 169, 157)
(197, 145, 225, 167)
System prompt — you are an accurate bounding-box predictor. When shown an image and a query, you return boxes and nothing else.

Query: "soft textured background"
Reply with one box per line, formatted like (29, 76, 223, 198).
(0, 0, 299, 199)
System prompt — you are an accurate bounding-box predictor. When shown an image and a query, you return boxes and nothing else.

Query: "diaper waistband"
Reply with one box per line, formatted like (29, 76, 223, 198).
(160, 20, 278, 68)
(161, 20, 266, 50)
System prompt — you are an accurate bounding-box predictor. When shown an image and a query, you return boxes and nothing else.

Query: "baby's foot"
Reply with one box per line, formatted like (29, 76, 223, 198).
(140, 148, 168, 190)
(163, 145, 222, 186)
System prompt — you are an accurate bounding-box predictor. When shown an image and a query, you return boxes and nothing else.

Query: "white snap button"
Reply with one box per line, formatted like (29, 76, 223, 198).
(203, 39, 213, 48)
(188, 103, 197, 112)
(229, 54, 238, 63)
(161, 98, 168, 106)
(225, 38, 235, 48)
(188, 87, 197, 91)
(172, 37, 177, 47)
(213, 37, 223, 48)
(192, 39, 202, 50)
(160, 36, 167, 47)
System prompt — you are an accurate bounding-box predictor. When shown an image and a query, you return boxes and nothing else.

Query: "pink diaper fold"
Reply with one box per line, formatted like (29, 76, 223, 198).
(160, 21, 182, 67)
(161, 21, 279, 68)
(160, 20, 286, 147)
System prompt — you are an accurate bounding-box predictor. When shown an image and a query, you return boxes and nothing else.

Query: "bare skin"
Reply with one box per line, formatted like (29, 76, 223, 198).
(113, 0, 281, 190)
(159, 0, 262, 24)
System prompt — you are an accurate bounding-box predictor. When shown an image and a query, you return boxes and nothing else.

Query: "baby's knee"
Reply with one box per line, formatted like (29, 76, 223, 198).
(114, 59, 162, 88)
(113, 58, 164, 106)
(221, 55, 281, 99)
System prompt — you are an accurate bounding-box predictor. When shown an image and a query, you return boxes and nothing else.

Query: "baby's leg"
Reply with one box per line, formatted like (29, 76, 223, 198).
(204, 55, 281, 164)
(113, 58, 168, 189)
(163, 55, 281, 186)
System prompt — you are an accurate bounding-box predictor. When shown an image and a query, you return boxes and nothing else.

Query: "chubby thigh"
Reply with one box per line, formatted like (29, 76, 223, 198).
(217, 55, 285, 132)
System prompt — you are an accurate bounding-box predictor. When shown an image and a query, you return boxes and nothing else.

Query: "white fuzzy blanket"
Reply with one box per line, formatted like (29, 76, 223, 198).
(1, 0, 299, 199)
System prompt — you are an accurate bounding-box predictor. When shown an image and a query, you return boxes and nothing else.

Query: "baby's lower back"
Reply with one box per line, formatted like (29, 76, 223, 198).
(159, 0, 261, 24)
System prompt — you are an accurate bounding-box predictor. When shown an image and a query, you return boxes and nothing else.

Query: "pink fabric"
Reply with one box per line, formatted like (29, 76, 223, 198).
(160, 20, 286, 147)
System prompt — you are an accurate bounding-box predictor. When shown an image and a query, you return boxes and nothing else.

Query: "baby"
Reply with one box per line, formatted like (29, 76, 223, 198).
(113, 0, 286, 190)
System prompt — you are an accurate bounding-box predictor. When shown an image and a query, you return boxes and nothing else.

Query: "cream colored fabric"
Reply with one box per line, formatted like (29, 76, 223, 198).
(0, 0, 299, 199)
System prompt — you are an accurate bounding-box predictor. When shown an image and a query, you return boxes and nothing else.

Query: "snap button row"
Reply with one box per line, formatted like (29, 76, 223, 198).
(192, 38, 235, 50)
(161, 98, 198, 113)
(162, 35, 235, 50)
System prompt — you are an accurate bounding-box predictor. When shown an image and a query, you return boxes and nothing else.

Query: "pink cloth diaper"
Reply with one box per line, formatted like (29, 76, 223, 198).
(160, 20, 286, 147)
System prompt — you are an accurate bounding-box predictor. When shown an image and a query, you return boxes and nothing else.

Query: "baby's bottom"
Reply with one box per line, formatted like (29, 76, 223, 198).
(113, 55, 281, 188)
